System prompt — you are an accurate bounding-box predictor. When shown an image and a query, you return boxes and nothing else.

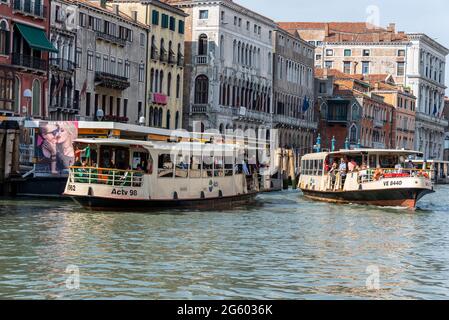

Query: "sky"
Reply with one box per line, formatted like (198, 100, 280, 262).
(237, 0, 449, 93)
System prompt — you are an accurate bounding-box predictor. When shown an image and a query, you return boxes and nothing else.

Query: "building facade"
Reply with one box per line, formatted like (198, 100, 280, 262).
(75, 0, 147, 124)
(108, 0, 187, 129)
(279, 22, 448, 159)
(0, 0, 57, 118)
(168, 0, 276, 135)
(272, 27, 316, 156)
(49, 0, 78, 120)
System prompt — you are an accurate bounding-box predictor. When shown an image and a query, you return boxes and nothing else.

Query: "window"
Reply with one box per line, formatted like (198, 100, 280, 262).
(221, 11, 225, 22)
(32, 80, 41, 116)
(344, 49, 352, 57)
(0, 20, 10, 55)
(79, 13, 87, 27)
(326, 49, 333, 56)
(324, 61, 333, 69)
(238, 18, 242, 27)
(152, 10, 159, 25)
(75, 48, 82, 68)
(166, 110, 171, 129)
(194, 75, 209, 104)
(247, 21, 250, 31)
(169, 16, 176, 31)
(95, 53, 101, 72)
(85, 92, 91, 117)
(167, 72, 172, 96)
(316, 54, 322, 60)
(398, 49, 405, 57)
(124, 60, 130, 78)
(198, 34, 208, 55)
(343, 61, 351, 74)
(397, 62, 405, 76)
(116, 98, 121, 116)
(139, 63, 145, 82)
(124, 99, 128, 117)
(269, 30, 272, 40)
(110, 57, 116, 75)
(117, 59, 123, 76)
(199, 10, 208, 20)
(161, 14, 169, 28)
(234, 16, 237, 25)
(0, 70, 13, 111)
(363, 49, 370, 57)
(103, 55, 109, 73)
(87, 51, 93, 70)
(140, 33, 145, 46)
(316, 41, 323, 46)
(362, 61, 370, 74)
(176, 75, 181, 98)
(178, 20, 185, 34)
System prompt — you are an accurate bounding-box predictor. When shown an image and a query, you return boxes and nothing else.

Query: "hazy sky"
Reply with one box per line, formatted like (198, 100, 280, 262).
(237, 0, 449, 92)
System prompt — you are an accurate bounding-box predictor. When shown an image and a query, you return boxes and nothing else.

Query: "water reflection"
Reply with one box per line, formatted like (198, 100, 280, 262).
(0, 186, 449, 299)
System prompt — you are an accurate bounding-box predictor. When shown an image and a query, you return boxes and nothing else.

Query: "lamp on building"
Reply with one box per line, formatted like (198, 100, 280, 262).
(96, 108, 104, 121)
(344, 137, 350, 150)
(331, 136, 336, 152)
(23, 89, 32, 119)
(139, 116, 146, 126)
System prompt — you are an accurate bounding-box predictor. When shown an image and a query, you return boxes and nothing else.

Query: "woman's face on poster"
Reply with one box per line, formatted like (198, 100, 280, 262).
(43, 124, 58, 144)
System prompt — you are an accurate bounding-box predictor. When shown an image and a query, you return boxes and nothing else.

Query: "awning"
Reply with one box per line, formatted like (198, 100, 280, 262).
(15, 23, 58, 53)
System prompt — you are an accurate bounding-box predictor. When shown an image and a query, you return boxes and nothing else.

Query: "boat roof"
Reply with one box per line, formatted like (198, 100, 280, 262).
(301, 149, 424, 160)
(412, 159, 449, 164)
(74, 138, 245, 153)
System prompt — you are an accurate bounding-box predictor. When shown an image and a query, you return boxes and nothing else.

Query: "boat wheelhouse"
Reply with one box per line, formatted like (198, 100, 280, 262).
(299, 149, 434, 209)
(63, 138, 261, 209)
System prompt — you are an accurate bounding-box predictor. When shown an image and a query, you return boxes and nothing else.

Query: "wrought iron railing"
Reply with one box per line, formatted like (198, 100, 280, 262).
(69, 167, 144, 187)
(12, 53, 47, 71)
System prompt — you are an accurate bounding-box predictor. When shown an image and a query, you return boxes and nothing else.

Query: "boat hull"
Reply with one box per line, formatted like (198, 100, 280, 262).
(301, 188, 434, 209)
(68, 192, 258, 211)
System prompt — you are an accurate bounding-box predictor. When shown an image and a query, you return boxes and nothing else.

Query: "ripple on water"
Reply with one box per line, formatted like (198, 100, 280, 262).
(0, 186, 449, 299)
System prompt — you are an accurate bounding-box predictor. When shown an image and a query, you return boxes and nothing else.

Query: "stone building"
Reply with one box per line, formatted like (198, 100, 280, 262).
(279, 22, 448, 159)
(272, 26, 316, 156)
(106, 0, 187, 129)
(444, 97, 449, 161)
(167, 0, 277, 135)
(74, 0, 148, 124)
(48, 0, 78, 120)
(0, 0, 57, 118)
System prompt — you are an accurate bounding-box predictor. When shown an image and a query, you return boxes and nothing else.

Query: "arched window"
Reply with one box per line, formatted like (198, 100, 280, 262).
(220, 35, 224, 60)
(154, 70, 159, 93)
(150, 68, 155, 92)
(194, 75, 209, 104)
(167, 72, 172, 96)
(0, 20, 10, 55)
(32, 80, 41, 116)
(175, 111, 179, 129)
(149, 107, 154, 126)
(198, 34, 208, 56)
(350, 124, 358, 143)
(166, 110, 171, 129)
(219, 123, 224, 134)
(176, 74, 181, 99)
(159, 70, 164, 93)
(158, 108, 163, 127)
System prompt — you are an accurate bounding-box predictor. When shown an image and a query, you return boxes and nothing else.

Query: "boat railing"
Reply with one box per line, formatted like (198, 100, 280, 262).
(68, 166, 144, 187)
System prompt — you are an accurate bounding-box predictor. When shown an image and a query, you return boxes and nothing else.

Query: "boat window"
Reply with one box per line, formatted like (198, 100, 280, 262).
(158, 154, 174, 178)
(380, 155, 398, 169)
(132, 151, 149, 172)
(115, 148, 130, 170)
(317, 160, 323, 176)
(369, 155, 377, 168)
(202, 155, 213, 177)
(175, 154, 189, 178)
(189, 156, 202, 178)
(214, 156, 224, 177)
(224, 156, 234, 176)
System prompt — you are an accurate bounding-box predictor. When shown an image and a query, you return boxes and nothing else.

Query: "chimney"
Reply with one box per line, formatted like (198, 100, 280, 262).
(387, 23, 396, 32)
(132, 10, 138, 22)
(324, 23, 330, 37)
(113, 4, 119, 15)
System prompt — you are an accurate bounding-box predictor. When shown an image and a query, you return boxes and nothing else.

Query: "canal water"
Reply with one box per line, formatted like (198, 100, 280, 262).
(0, 186, 448, 300)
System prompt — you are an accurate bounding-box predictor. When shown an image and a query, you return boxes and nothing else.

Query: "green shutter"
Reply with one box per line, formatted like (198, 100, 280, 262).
(178, 20, 184, 34)
(169, 17, 176, 31)
(161, 14, 169, 28)
(152, 10, 159, 25)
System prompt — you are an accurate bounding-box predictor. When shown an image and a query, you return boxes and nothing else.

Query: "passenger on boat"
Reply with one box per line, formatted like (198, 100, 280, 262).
(339, 158, 348, 187)
(373, 166, 384, 181)
(327, 161, 337, 190)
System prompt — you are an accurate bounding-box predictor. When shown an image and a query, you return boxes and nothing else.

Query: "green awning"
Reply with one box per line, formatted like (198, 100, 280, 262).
(15, 23, 58, 53)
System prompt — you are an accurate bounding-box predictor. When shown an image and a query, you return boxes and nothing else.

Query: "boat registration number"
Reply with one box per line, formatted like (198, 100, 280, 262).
(383, 180, 403, 187)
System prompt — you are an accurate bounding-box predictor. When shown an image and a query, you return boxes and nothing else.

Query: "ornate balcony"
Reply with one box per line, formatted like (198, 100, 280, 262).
(95, 31, 126, 47)
(151, 93, 168, 105)
(195, 55, 208, 65)
(95, 71, 130, 90)
(191, 104, 209, 114)
(13, 0, 46, 19)
(11, 53, 47, 71)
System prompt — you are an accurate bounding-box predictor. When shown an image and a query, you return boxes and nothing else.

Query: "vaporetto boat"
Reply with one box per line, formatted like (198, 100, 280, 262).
(63, 138, 261, 209)
(298, 149, 434, 209)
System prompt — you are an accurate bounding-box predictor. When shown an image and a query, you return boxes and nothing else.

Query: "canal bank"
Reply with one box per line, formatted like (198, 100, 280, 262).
(0, 186, 448, 299)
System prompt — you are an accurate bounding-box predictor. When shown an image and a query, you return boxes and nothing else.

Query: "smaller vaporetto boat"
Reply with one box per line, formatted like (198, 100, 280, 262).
(298, 149, 434, 209)
(63, 138, 261, 210)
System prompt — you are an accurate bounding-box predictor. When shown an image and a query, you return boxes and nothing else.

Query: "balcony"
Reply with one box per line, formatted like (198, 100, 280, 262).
(232, 107, 272, 124)
(327, 115, 348, 123)
(13, 0, 46, 19)
(95, 71, 130, 90)
(150, 48, 159, 61)
(151, 93, 168, 105)
(50, 58, 76, 72)
(95, 31, 126, 47)
(168, 52, 176, 65)
(196, 55, 208, 65)
(191, 104, 209, 114)
(273, 114, 318, 130)
(160, 50, 167, 63)
(11, 53, 47, 71)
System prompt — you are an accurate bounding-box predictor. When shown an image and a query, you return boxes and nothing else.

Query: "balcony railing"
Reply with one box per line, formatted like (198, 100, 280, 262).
(273, 114, 318, 130)
(168, 52, 176, 65)
(95, 31, 126, 47)
(12, 53, 47, 71)
(232, 107, 272, 123)
(327, 115, 348, 122)
(50, 58, 76, 72)
(196, 55, 208, 65)
(160, 50, 167, 63)
(95, 71, 130, 90)
(177, 54, 184, 67)
(151, 48, 159, 61)
(191, 104, 209, 113)
(13, 0, 46, 19)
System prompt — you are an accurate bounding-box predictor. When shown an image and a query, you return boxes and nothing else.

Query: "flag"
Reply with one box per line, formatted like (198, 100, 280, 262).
(302, 96, 310, 113)
(80, 79, 87, 101)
